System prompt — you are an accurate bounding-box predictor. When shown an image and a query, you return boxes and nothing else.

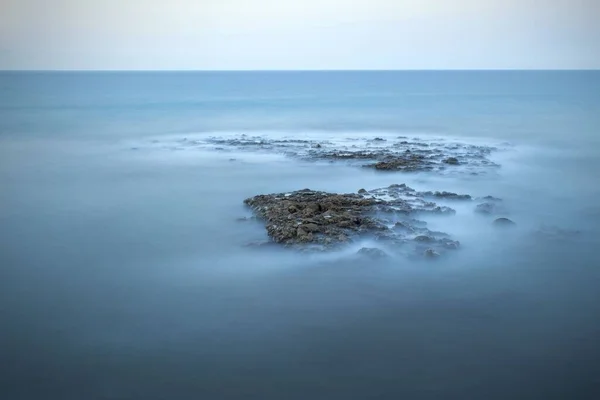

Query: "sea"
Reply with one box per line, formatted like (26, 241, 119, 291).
(1, 71, 599, 399)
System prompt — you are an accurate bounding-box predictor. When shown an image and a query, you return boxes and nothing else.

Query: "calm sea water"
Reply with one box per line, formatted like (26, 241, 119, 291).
(1, 71, 600, 399)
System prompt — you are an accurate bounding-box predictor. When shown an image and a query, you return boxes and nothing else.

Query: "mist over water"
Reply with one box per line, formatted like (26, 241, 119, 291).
(1, 71, 600, 399)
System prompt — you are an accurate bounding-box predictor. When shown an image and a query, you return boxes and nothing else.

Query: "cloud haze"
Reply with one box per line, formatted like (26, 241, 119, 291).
(1, 0, 598, 69)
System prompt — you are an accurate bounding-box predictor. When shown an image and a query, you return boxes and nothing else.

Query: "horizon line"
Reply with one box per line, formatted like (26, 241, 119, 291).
(1, 68, 599, 73)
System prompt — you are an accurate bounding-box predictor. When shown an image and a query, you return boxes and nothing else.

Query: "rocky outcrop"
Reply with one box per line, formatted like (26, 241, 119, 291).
(245, 189, 380, 246)
(421, 191, 472, 201)
(137, 133, 517, 259)
(366, 154, 434, 172)
(244, 184, 462, 256)
(194, 134, 501, 175)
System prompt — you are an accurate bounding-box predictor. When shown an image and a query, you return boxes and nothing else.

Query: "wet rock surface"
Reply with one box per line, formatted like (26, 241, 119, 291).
(422, 191, 472, 201)
(244, 184, 463, 256)
(365, 154, 435, 172)
(160, 134, 503, 175)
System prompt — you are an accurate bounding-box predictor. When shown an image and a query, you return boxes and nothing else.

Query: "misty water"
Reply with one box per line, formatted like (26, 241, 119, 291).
(1, 71, 600, 399)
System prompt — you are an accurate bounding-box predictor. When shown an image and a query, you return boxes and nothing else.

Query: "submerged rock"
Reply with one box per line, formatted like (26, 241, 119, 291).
(244, 241, 279, 249)
(196, 134, 501, 176)
(533, 225, 581, 241)
(357, 247, 389, 259)
(414, 235, 435, 243)
(422, 191, 472, 201)
(424, 249, 440, 258)
(475, 202, 496, 214)
(481, 195, 502, 202)
(493, 217, 516, 227)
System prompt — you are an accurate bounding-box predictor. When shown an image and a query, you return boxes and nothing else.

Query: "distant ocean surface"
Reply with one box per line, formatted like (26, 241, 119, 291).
(1, 71, 600, 399)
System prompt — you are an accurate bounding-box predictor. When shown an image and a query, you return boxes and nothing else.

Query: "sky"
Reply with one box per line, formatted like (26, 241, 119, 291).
(0, 0, 599, 70)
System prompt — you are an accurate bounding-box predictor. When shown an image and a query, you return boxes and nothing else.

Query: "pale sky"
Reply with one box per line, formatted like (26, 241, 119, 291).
(1, 0, 599, 70)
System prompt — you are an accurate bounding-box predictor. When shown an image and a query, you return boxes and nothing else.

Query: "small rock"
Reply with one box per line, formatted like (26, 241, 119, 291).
(337, 220, 355, 229)
(414, 235, 435, 243)
(442, 240, 460, 250)
(358, 188, 367, 194)
(393, 221, 415, 233)
(444, 157, 459, 165)
(301, 223, 320, 233)
(475, 203, 495, 214)
(482, 195, 502, 202)
(303, 203, 321, 217)
(431, 191, 472, 200)
(424, 249, 440, 258)
(357, 247, 389, 259)
(493, 218, 515, 227)
(296, 226, 308, 237)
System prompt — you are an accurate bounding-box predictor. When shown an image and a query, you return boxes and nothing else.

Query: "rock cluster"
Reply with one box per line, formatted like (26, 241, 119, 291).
(148, 134, 520, 257)
(199, 134, 501, 175)
(244, 184, 462, 256)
